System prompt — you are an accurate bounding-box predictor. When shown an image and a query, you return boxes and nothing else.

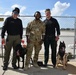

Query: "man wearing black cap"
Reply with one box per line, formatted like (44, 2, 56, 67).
(1, 7, 23, 70)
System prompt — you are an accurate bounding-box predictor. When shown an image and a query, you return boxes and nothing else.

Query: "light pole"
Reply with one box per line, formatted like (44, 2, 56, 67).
(74, 17, 76, 58)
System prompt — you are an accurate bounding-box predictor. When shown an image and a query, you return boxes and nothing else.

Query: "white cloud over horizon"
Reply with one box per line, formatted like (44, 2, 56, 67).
(11, 4, 26, 14)
(51, 1, 70, 16)
(4, 11, 11, 15)
(1, 1, 70, 16)
(0, 1, 71, 28)
(4, 4, 26, 15)
(0, 1, 70, 16)
(40, 1, 70, 16)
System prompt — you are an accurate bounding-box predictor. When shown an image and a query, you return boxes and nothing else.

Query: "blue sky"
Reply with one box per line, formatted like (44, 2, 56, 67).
(0, 0, 76, 28)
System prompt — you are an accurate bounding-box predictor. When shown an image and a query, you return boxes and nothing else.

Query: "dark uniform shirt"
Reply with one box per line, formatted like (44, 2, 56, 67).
(1, 16, 23, 39)
(44, 17, 60, 37)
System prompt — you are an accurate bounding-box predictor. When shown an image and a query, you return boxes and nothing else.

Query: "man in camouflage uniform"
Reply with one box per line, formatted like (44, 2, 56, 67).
(24, 11, 45, 70)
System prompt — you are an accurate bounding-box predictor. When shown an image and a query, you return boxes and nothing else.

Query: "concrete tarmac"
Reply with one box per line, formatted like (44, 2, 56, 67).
(0, 58, 76, 75)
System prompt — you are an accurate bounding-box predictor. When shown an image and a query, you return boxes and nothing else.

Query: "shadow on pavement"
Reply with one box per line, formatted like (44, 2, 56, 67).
(1, 66, 69, 75)
(1, 63, 76, 75)
(67, 63, 76, 74)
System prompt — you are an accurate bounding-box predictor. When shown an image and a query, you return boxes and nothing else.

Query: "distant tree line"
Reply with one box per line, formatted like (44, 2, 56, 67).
(0, 27, 74, 30)
(61, 28, 74, 30)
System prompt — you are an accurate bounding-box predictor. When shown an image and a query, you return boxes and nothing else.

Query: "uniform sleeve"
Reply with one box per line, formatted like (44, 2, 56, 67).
(26, 23, 31, 36)
(55, 19, 60, 36)
(42, 23, 45, 34)
(1, 18, 8, 38)
(41, 22, 45, 40)
(20, 20, 23, 39)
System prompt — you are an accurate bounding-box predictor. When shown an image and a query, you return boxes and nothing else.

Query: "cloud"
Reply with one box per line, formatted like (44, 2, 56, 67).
(0, 1, 71, 28)
(20, 6, 26, 13)
(51, 1, 70, 16)
(40, 1, 70, 16)
(11, 4, 26, 14)
(3, 4, 26, 15)
(40, 10, 45, 16)
(11, 4, 20, 9)
(4, 11, 11, 15)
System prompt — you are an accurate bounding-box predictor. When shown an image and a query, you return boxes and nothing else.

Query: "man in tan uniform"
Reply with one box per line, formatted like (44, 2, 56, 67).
(24, 11, 45, 70)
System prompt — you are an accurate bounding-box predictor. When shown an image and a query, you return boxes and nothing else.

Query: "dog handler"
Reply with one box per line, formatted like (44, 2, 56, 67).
(43, 9, 60, 68)
(24, 11, 45, 70)
(1, 7, 23, 70)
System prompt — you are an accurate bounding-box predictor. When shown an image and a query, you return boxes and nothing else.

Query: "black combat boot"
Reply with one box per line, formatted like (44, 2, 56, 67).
(3, 65, 8, 70)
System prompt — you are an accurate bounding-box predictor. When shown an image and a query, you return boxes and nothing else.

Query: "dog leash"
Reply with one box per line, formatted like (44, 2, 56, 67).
(1, 43, 7, 75)
(1, 44, 13, 75)
(1, 42, 14, 75)
(1, 43, 4, 65)
(1, 43, 13, 66)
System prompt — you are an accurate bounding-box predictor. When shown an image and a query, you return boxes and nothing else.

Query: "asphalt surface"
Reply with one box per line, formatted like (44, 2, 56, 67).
(0, 58, 76, 75)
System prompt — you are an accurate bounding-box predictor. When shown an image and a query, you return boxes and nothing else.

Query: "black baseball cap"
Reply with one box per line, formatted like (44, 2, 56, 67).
(12, 7, 20, 15)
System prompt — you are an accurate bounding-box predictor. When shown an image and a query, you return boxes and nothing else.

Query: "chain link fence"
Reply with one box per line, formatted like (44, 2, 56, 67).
(0, 15, 76, 59)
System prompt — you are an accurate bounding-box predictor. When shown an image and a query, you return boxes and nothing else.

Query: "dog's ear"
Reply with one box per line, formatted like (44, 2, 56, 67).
(63, 41, 65, 45)
(60, 41, 61, 44)
(63, 41, 64, 43)
(63, 41, 66, 48)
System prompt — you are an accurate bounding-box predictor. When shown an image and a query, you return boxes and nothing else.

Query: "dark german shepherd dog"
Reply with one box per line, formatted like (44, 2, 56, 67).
(15, 44, 27, 68)
(56, 41, 68, 69)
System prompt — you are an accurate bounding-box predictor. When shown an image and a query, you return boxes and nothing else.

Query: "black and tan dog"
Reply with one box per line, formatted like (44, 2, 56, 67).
(56, 41, 68, 69)
(15, 44, 27, 68)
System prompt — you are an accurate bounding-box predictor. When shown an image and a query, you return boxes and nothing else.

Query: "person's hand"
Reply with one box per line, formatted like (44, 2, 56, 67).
(39, 39, 43, 45)
(55, 36, 59, 41)
(21, 39, 25, 44)
(2, 38, 5, 45)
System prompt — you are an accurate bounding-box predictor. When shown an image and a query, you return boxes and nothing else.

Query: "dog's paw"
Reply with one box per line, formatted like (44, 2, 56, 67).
(55, 65, 58, 69)
(63, 66, 66, 70)
(56, 66, 58, 69)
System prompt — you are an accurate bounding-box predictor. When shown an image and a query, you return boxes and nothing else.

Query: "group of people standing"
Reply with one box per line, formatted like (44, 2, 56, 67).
(1, 7, 60, 71)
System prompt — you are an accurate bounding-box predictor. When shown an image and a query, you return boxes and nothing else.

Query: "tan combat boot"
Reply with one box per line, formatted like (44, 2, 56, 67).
(24, 65, 29, 71)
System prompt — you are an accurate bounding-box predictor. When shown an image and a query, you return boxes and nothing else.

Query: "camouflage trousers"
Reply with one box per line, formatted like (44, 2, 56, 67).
(25, 41, 41, 66)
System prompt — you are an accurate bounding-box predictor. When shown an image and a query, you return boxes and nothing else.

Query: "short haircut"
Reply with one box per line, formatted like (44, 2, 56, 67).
(45, 9, 50, 12)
